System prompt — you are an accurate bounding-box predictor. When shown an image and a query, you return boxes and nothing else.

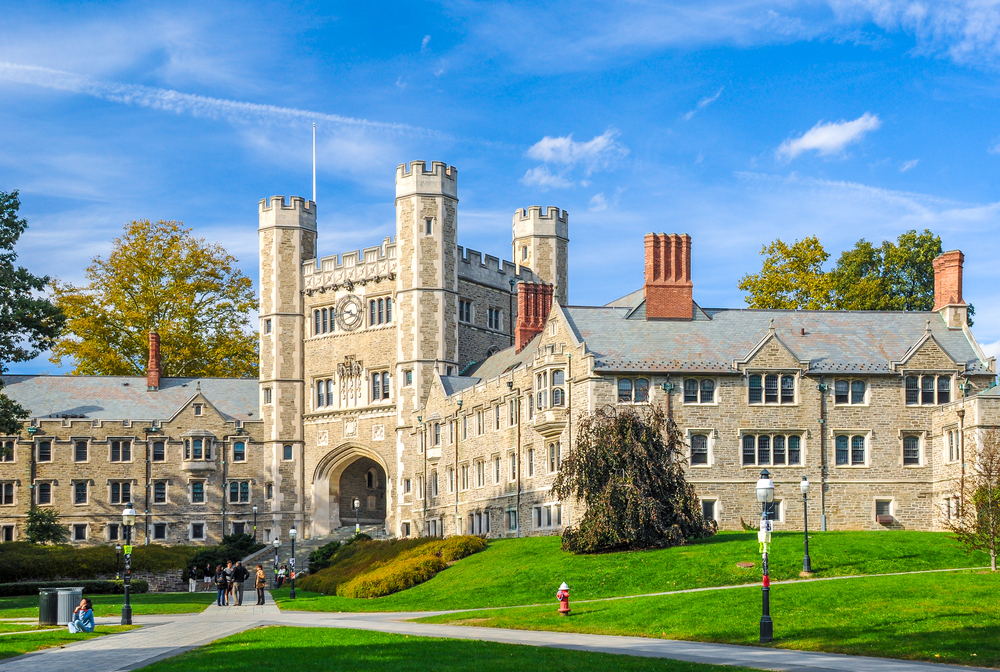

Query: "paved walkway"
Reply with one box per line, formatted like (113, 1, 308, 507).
(0, 588, 993, 672)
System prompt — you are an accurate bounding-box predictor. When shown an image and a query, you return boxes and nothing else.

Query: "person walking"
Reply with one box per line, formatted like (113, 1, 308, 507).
(223, 561, 235, 605)
(232, 560, 249, 606)
(203, 562, 213, 592)
(255, 564, 267, 606)
(188, 565, 198, 593)
(214, 564, 227, 606)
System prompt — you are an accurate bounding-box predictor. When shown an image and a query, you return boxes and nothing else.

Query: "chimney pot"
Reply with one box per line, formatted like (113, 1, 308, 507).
(147, 332, 161, 391)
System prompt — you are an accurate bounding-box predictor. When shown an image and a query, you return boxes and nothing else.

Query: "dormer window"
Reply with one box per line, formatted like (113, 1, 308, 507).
(194, 404, 203, 416)
(905, 375, 951, 405)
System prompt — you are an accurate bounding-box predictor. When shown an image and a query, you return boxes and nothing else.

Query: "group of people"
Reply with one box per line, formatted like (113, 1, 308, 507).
(211, 560, 268, 607)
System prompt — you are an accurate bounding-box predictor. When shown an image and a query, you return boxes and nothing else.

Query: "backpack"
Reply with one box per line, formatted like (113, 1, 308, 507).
(215, 570, 226, 586)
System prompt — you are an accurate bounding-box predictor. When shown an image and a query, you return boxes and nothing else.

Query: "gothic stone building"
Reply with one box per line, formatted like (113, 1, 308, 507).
(1, 159, 997, 544)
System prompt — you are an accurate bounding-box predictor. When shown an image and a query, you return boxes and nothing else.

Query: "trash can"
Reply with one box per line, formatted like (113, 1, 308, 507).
(56, 587, 84, 626)
(38, 589, 58, 625)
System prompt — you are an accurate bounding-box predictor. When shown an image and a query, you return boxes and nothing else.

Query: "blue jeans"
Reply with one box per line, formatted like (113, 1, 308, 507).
(217, 587, 226, 606)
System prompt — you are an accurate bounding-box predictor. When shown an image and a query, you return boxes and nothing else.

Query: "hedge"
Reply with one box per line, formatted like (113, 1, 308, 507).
(337, 555, 446, 598)
(0, 542, 196, 583)
(0, 579, 150, 597)
(297, 536, 438, 595)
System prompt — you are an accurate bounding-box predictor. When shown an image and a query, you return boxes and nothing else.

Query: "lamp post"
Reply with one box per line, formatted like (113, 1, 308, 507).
(288, 527, 297, 599)
(252, 505, 258, 543)
(800, 476, 812, 574)
(115, 543, 122, 580)
(755, 470, 774, 643)
(272, 538, 280, 590)
(121, 503, 136, 625)
(353, 497, 361, 533)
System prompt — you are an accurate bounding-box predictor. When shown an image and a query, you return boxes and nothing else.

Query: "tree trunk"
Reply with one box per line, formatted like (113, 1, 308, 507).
(992, 550, 997, 572)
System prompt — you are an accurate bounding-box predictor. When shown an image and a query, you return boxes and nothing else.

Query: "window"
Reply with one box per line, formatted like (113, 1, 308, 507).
(74, 441, 88, 462)
(477, 410, 484, 435)
(0, 440, 13, 462)
(537, 372, 549, 408)
(425, 217, 433, 235)
(1, 482, 13, 505)
(475, 460, 485, 487)
(527, 448, 535, 477)
(947, 429, 958, 462)
(533, 504, 563, 529)
(749, 374, 794, 404)
(110, 482, 131, 505)
(764, 374, 778, 403)
(548, 442, 561, 472)
(233, 442, 246, 462)
(461, 465, 469, 490)
(690, 434, 709, 465)
(635, 378, 650, 403)
(748, 375, 762, 403)
(701, 499, 716, 521)
(742, 434, 803, 466)
(781, 375, 795, 404)
(921, 375, 935, 404)
(447, 467, 455, 493)
(494, 455, 502, 483)
(154, 481, 167, 503)
(528, 394, 534, 419)
(905, 375, 919, 404)
(194, 404, 203, 417)
(403, 478, 412, 494)
(404, 370, 413, 386)
(191, 523, 205, 540)
(152, 441, 165, 462)
(264, 388, 272, 404)
(108, 524, 119, 541)
(459, 300, 472, 323)
(266, 483, 274, 499)
(903, 435, 921, 466)
(192, 439, 203, 460)
(233, 522, 246, 536)
(283, 445, 293, 460)
(73, 524, 87, 541)
(192, 481, 205, 503)
(314, 307, 336, 335)
(74, 482, 88, 504)
(229, 481, 250, 503)
(265, 319, 272, 334)
(875, 499, 892, 520)
(494, 405, 502, 431)
(508, 452, 517, 481)
(835, 379, 868, 404)
(488, 307, 502, 330)
(153, 523, 167, 540)
(905, 374, 953, 406)
(835, 434, 867, 466)
(431, 471, 439, 497)
(684, 379, 715, 404)
(37, 441, 51, 462)
(37, 483, 51, 505)
(509, 399, 517, 426)
(433, 422, 441, 446)
(507, 509, 518, 531)
(617, 378, 649, 403)
(938, 376, 951, 404)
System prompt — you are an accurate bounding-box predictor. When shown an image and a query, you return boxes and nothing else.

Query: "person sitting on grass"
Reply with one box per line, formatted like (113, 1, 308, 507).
(68, 598, 94, 634)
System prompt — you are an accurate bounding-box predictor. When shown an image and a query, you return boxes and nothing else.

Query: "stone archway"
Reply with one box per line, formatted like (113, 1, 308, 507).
(311, 444, 389, 536)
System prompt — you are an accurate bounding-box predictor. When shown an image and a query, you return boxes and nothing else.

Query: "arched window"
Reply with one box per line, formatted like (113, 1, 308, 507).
(691, 434, 709, 465)
(836, 435, 849, 465)
(835, 379, 849, 404)
(748, 374, 762, 404)
(921, 375, 935, 404)
(851, 380, 866, 404)
(193, 439, 203, 460)
(773, 435, 785, 464)
(937, 376, 951, 404)
(742, 435, 756, 465)
(326, 379, 333, 407)
(764, 374, 779, 403)
(367, 469, 376, 489)
(700, 379, 714, 404)
(315, 310, 321, 336)
(788, 435, 801, 464)
(386, 297, 392, 322)
(684, 379, 698, 403)
(370, 300, 377, 326)
(378, 298, 384, 324)
(322, 308, 329, 333)
(851, 435, 865, 464)
(634, 378, 649, 403)
(184, 439, 191, 460)
(903, 435, 920, 465)
(757, 435, 771, 465)
(905, 376, 919, 405)
(372, 372, 381, 401)
(780, 375, 795, 404)
(382, 373, 390, 399)
(617, 378, 633, 403)
(317, 380, 324, 408)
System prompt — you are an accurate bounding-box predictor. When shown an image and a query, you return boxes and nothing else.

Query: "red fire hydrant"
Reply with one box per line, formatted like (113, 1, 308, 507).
(556, 582, 570, 616)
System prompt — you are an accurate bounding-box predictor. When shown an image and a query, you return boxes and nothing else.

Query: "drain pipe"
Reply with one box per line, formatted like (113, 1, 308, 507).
(818, 376, 828, 532)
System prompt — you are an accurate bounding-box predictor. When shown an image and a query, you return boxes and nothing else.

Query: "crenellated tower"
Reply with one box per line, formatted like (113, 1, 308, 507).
(395, 161, 460, 411)
(512, 206, 569, 306)
(258, 195, 316, 537)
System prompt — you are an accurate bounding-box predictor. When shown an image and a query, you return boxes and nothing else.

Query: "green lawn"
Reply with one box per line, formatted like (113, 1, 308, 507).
(275, 531, 987, 612)
(421, 570, 1000, 668)
(0, 623, 60, 633)
(0, 626, 134, 660)
(0, 592, 216, 619)
(141, 626, 765, 672)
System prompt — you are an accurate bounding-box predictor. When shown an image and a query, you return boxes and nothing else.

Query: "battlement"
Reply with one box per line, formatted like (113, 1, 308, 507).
(303, 237, 397, 292)
(512, 205, 568, 239)
(258, 195, 317, 230)
(458, 245, 537, 290)
(395, 161, 458, 200)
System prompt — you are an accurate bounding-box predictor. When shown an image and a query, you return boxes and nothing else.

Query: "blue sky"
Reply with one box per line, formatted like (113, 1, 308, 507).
(3, 0, 1000, 373)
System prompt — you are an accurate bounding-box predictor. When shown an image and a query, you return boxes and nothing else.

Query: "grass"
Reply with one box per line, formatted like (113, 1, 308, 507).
(275, 530, 988, 612)
(0, 625, 134, 661)
(141, 625, 765, 672)
(421, 570, 1000, 668)
(0, 623, 60, 633)
(0, 592, 216, 619)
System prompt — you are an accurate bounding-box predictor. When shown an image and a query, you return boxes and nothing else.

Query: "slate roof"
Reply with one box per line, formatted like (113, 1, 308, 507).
(562, 301, 992, 375)
(0, 375, 260, 421)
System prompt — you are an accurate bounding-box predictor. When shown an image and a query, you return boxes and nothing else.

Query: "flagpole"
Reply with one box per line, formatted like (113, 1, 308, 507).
(312, 122, 316, 204)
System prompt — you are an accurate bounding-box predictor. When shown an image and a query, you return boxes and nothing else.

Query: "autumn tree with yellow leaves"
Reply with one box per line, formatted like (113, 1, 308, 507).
(50, 219, 257, 378)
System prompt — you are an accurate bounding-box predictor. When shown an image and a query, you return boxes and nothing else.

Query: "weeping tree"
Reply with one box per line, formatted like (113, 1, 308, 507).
(554, 405, 716, 553)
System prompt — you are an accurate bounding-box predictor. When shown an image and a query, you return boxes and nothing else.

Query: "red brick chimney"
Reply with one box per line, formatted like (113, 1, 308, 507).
(932, 250, 967, 328)
(515, 282, 553, 353)
(147, 331, 161, 391)
(644, 233, 693, 320)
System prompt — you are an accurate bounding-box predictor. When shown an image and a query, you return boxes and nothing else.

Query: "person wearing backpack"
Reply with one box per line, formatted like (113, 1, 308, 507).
(255, 564, 267, 605)
(232, 560, 249, 606)
(214, 564, 228, 606)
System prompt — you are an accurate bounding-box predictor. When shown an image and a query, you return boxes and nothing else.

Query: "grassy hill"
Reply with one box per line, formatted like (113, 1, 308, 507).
(275, 530, 988, 612)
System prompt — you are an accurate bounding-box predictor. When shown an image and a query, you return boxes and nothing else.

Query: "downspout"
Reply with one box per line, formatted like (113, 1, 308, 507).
(818, 376, 828, 532)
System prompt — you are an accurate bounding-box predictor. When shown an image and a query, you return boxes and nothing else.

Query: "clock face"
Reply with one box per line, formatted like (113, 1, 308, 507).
(336, 294, 364, 331)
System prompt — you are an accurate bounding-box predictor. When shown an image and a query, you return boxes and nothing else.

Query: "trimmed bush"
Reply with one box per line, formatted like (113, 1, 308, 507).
(297, 537, 437, 595)
(0, 579, 149, 597)
(439, 535, 487, 562)
(0, 542, 196, 583)
(337, 555, 447, 598)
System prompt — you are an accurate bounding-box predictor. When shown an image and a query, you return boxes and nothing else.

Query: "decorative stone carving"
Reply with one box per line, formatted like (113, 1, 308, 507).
(372, 425, 385, 441)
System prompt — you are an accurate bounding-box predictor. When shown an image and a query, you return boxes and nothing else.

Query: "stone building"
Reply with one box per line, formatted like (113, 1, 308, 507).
(1, 159, 998, 544)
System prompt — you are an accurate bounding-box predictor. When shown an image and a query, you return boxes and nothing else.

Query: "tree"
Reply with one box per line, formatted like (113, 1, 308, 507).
(0, 191, 65, 435)
(50, 219, 258, 378)
(553, 405, 716, 553)
(945, 428, 1000, 572)
(25, 507, 69, 544)
(738, 237, 833, 310)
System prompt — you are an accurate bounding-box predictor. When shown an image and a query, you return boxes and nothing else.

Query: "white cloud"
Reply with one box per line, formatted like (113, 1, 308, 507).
(525, 129, 628, 172)
(520, 165, 574, 190)
(588, 193, 608, 211)
(421, 35, 431, 51)
(982, 340, 1000, 361)
(776, 112, 881, 160)
(684, 86, 724, 120)
(900, 159, 919, 172)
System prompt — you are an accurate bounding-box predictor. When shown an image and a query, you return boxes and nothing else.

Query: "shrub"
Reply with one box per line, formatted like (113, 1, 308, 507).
(297, 537, 435, 595)
(0, 542, 203, 583)
(337, 555, 446, 598)
(308, 540, 342, 572)
(25, 508, 68, 544)
(0, 579, 149, 597)
(439, 535, 487, 562)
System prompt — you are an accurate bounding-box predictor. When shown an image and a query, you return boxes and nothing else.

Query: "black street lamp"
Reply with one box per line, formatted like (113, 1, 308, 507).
(271, 538, 281, 590)
(115, 543, 122, 580)
(121, 503, 136, 625)
(252, 505, 258, 543)
(800, 476, 812, 574)
(288, 526, 297, 599)
(353, 497, 361, 533)
(755, 470, 774, 643)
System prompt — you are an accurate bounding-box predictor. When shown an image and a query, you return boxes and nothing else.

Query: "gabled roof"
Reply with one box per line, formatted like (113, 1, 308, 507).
(1, 375, 259, 422)
(562, 303, 992, 375)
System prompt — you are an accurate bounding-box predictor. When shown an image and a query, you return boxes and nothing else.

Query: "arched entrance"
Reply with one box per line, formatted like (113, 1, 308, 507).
(311, 444, 389, 536)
